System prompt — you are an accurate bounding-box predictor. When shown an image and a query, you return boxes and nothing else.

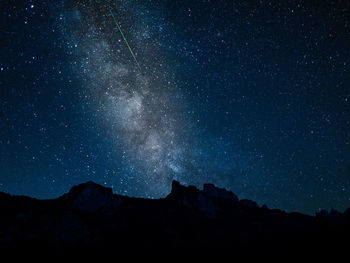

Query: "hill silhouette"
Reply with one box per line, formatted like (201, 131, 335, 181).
(0, 180, 349, 257)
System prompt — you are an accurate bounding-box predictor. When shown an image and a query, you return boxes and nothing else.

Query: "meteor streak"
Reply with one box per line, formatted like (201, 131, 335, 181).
(109, 9, 142, 72)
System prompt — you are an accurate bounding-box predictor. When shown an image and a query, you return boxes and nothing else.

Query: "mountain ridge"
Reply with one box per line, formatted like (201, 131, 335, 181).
(0, 180, 349, 256)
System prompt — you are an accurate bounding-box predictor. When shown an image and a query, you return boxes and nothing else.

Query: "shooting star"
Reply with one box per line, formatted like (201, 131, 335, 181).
(109, 9, 142, 72)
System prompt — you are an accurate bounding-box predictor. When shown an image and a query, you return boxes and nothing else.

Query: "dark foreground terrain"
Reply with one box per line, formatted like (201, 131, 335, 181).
(0, 180, 349, 257)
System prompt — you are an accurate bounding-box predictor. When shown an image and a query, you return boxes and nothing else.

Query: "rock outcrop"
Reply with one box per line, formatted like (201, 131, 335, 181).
(167, 180, 216, 218)
(203, 183, 239, 202)
(61, 181, 121, 213)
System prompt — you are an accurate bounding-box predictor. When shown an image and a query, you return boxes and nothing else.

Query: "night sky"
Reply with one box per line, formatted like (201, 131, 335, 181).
(1, 0, 350, 215)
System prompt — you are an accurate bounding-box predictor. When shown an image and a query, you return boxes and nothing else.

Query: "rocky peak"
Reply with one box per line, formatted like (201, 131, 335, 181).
(169, 181, 239, 203)
(203, 183, 239, 202)
(169, 180, 200, 198)
(62, 181, 121, 213)
(167, 181, 215, 217)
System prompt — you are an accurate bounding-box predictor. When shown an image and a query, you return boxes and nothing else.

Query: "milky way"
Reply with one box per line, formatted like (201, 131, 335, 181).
(61, 0, 192, 195)
(59, 0, 260, 197)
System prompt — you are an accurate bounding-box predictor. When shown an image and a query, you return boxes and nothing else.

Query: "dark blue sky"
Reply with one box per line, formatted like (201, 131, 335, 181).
(1, 0, 349, 215)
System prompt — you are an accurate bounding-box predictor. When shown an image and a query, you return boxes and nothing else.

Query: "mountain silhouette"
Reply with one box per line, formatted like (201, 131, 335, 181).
(0, 180, 349, 257)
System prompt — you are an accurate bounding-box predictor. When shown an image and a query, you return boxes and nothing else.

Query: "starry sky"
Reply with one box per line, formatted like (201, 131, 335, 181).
(1, 0, 350, 215)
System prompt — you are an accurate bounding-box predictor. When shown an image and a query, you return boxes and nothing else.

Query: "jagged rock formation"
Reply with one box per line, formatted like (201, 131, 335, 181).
(203, 183, 239, 202)
(0, 180, 349, 257)
(61, 181, 122, 213)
